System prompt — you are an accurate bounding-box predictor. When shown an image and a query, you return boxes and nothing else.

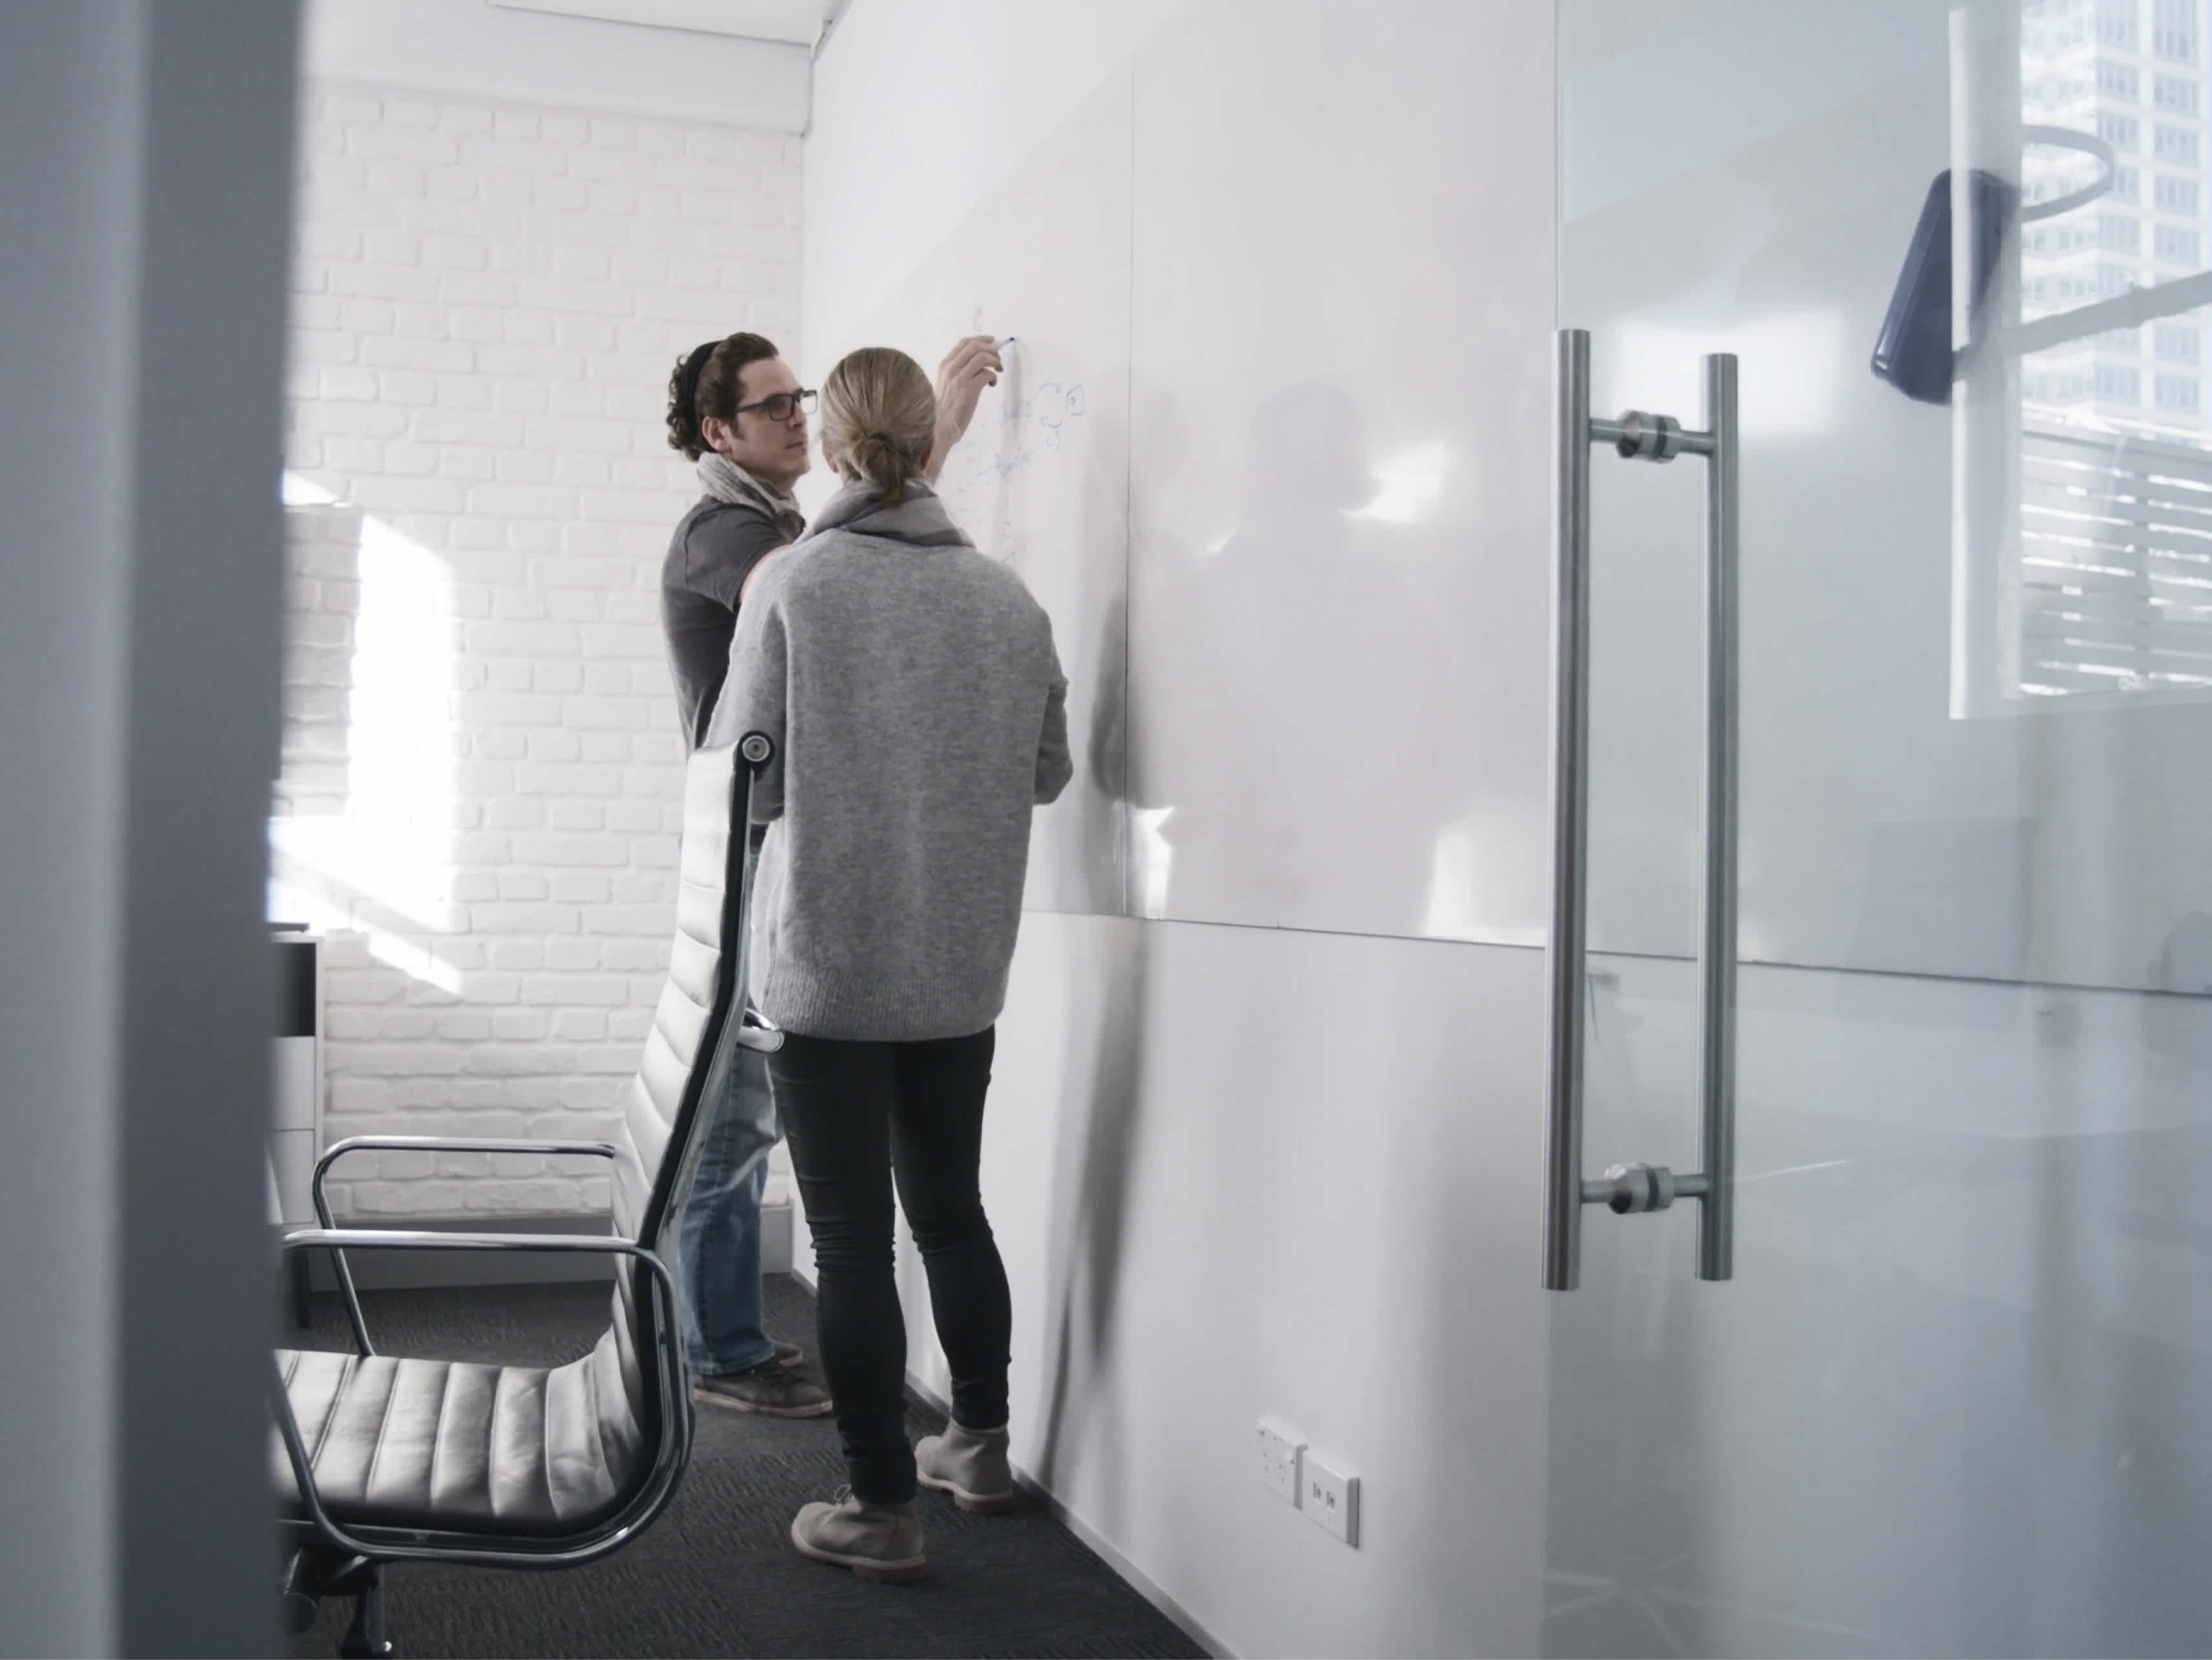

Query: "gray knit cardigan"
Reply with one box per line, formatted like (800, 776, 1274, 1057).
(705, 479, 1072, 1041)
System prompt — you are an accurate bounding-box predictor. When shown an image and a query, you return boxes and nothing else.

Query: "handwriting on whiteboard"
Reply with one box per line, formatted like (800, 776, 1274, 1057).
(957, 380, 1087, 560)
(966, 381, 1087, 484)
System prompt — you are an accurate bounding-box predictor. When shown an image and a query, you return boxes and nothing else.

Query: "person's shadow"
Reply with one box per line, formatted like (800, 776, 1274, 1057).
(1133, 382, 1470, 932)
(1029, 383, 1151, 1506)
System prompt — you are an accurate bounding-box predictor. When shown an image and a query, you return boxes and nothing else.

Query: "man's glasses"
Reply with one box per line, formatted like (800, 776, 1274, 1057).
(734, 388, 818, 423)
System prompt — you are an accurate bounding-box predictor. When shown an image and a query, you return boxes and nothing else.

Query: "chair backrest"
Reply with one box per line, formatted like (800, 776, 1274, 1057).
(609, 737, 749, 1245)
(593, 737, 755, 1461)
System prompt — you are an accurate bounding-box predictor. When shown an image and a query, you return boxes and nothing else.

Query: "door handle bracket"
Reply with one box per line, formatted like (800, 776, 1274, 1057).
(1592, 410, 1715, 463)
(1582, 1162, 1715, 1216)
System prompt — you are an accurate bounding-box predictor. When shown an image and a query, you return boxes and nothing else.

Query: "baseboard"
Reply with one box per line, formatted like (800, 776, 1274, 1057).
(899, 1371, 1236, 1660)
(285, 1201, 793, 1289)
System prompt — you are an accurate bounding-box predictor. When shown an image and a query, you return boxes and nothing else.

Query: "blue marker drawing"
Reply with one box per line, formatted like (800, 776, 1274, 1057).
(946, 364, 1090, 562)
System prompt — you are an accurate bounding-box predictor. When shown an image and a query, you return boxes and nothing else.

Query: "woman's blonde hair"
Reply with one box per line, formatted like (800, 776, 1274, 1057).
(820, 346, 937, 503)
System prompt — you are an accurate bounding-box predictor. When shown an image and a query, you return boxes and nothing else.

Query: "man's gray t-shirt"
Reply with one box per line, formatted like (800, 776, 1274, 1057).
(660, 498, 789, 751)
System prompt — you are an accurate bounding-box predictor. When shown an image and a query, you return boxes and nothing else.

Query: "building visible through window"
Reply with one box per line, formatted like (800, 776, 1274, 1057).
(2007, 0, 2212, 702)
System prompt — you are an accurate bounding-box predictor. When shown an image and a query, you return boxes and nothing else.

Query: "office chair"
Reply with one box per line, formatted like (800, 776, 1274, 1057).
(270, 733, 780, 1657)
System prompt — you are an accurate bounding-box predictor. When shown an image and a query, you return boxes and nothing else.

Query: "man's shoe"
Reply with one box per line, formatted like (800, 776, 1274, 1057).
(693, 1358, 831, 1417)
(790, 1489, 927, 1583)
(915, 1421, 1017, 1514)
(773, 1339, 806, 1369)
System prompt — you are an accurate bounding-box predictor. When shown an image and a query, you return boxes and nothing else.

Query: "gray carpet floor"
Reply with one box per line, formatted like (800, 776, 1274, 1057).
(283, 1275, 1204, 1659)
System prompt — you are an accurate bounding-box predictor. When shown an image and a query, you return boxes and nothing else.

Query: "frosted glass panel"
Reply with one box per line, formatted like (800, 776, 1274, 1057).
(1550, 3, 2212, 1654)
(1549, 952, 2212, 1656)
(1564, 0, 2212, 993)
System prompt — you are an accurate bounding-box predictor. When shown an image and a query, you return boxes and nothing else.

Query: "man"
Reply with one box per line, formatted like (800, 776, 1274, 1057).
(658, 330, 1001, 1413)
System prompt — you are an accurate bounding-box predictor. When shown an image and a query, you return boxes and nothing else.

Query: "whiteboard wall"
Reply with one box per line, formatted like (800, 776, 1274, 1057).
(804, 1, 1561, 951)
(802, 70, 1132, 920)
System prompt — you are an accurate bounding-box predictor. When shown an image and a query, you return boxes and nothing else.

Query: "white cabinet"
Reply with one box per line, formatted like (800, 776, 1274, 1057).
(269, 929, 321, 1225)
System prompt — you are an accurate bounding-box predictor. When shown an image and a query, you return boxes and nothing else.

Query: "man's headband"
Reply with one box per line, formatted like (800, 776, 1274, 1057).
(682, 339, 718, 408)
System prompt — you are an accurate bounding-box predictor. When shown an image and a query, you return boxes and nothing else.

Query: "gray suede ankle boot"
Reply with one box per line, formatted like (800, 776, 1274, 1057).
(915, 1421, 1016, 1514)
(789, 1489, 927, 1582)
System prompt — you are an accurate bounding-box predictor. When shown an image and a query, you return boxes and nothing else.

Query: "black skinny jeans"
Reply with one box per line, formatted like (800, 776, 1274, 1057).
(769, 1026, 1011, 1504)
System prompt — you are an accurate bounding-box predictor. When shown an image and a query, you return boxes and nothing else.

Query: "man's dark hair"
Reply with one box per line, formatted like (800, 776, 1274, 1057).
(665, 332, 781, 461)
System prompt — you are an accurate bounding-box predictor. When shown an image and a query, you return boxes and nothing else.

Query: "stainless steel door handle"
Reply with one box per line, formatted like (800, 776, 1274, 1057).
(1695, 352, 1739, 1284)
(1544, 330, 1597, 1294)
(1543, 330, 1740, 1292)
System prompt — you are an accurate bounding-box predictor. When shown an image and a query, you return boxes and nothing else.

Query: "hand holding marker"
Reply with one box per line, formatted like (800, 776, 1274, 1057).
(932, 333, 1010, 459)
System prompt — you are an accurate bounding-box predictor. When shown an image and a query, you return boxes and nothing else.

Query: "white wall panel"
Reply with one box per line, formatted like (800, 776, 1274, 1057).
(899, 912, 1552, 1659)
(1126, 0, 1558, 945)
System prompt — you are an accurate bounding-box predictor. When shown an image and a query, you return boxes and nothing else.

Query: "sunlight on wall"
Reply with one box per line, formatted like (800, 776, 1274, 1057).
(1419, 809, 1547, 946)
(269, 510, 465, 994)
(1348, 439, 1450, 525)
(1131, 805, 1174, 918)
(1608, 311, 1843, 438)
(282, 470, 340, 507)
(343, 516, 459, 921)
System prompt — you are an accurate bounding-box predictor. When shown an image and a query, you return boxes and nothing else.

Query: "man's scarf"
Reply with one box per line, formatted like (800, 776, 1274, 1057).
(697, 452, 806, 542)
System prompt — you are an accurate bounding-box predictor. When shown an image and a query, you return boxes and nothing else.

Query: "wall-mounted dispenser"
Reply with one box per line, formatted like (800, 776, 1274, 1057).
(1870, 169, 2017, 404)
(1871, 125, 2142, 404)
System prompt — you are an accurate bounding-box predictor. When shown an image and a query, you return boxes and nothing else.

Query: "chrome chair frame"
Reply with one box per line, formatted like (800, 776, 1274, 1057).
(268, 733, 779, 1657)
(269, 1226, 693, 1569)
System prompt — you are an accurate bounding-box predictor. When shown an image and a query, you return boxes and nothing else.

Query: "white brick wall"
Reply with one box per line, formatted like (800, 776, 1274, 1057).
(273, 81, 802, 1219)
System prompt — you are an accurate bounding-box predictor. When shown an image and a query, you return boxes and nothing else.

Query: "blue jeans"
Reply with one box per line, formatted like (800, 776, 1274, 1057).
(678, 850, 784, 1376)
(679, 1039, 780, 1374)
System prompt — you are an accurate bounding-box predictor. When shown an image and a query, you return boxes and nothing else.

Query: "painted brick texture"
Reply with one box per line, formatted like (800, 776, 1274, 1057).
(273, 81, 802, 1219)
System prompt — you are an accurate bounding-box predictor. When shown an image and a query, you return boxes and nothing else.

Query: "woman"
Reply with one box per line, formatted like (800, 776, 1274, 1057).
(708, 345, 1072, 1582)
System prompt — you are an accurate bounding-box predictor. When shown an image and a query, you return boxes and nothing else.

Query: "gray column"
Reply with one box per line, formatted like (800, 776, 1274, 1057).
(0, 3, 299, 1654)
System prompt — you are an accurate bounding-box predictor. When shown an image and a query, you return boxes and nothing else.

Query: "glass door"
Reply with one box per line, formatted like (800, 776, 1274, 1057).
(1547, 1, 2212, 1652)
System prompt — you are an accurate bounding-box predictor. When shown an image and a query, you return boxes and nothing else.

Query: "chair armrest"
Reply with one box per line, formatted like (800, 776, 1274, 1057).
(313, 1135, 618, 1224)
(300, 1139, 619, 1362)
(280, 1226, 652, 1266)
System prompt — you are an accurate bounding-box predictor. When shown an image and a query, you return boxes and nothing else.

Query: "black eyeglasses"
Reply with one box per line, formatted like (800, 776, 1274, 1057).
(733, 388, 817, 423)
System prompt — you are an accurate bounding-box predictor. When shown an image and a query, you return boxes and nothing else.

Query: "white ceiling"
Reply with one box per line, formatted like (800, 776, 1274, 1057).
(486, 0, 840, 49)
(308, 0, 816, 130)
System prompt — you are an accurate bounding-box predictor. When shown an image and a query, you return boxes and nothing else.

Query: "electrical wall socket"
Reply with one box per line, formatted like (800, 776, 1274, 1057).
(1255, 1417, 1304, 1503)
(1302, 1447, 1359, 1546)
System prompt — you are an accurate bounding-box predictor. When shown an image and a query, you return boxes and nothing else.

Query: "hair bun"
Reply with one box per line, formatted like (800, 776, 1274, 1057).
(848, 431, 920, 500)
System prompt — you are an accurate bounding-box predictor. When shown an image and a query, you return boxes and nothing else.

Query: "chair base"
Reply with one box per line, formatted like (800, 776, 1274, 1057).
(282, 1548, 392, 1659)
(339, 1571, 391, 1660)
